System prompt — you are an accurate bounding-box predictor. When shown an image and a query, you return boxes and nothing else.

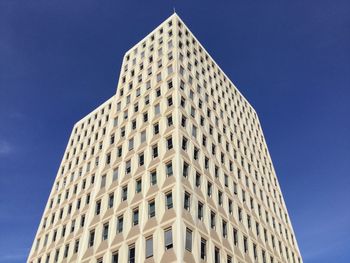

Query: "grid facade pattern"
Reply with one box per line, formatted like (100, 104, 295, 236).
(28, 14, 302, 263)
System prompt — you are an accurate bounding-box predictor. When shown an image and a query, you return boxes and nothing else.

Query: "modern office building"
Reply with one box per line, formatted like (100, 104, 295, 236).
(28, 13, 302, 263)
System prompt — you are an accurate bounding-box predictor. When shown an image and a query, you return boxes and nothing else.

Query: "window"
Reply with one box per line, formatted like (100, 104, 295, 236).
(64, 244, 69, 258)
(102, 223, 109, 240)
(128, 138, 134, 151)
(207, 182, 212, 197)
(55, 249, 59, 262)
(117, 216, 123, 233)
(166, 192, 173, 209)
(117, 146, 122, 157)
(122, 186, 128, 201)
(108, 193, 114, 208)
(167, 115, 173, 126)
(195, 172, 201, 187)
(154, 104, 160, 115)
(128, 245, 135, 263)
(74, 239, 79, 253)
(214, 247, 220, 263)
(182, 137, 188, 150)
(210, 211, 216, 229)
(153, 123, 159, 134)
(253, 243, 257, 259)
(218, 191, 223, 206)
(166, 162, 173, 176)
(133, 208, 139, 226)
(139, 153, 144, 166)
(141, 131, 146, 143)
(244, 236, 248, 253)
(200, 238, 206, 260)
(106, 153, 111, 165)
(79, 215, 85, 229)
(148, 200, 155, 218)
(136, 178, 142, 193)
(125, 160, 131, 174)
(150, 170, 157, 185)
(167, 79, 173, 89)
(184, 192, 190, 210)
(112, 252, 118, 263)
(233, 228, 238, 246)
(95, 200, 101, 215)
(198, 202, 203, 220)
(167, 137, 173, 150)
(145, 95, 150, 104)
(183, 162, 189, 178)
(228, 199, 233, 214)
(167, 96, 173, 106)
(164, 228, 173, 250)
(192, 125, 197, 137)
(89, 230, 95, 247)
(222, 220, 227, 238)
(146, 236, 153, 258)
(113, 169, 118, 181)
(193, 147, 199, 160)
(152, 145, 158, 158)
(101, 175, 106, 188)
(238, 207, 243, 222)
(185, 228, 192, 251)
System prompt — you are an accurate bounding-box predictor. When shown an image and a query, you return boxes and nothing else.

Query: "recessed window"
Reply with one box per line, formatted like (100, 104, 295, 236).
(167, 115, 173, 126)
(200, 238, 206, 259)
(152, 145, 158, 158)
(102, 223, 109, 240)
(146, 236, 153, 258)
(222, 220, 227, 238)
(139, 152, 144, 166)
(166, 162, 173, 176)
(198, 202, 203, 220)
(166, 192, 173, 209)
(195, 172, 201, 187)
(112, 252, 118, 263)
(185, 228, 192, 251)
(153, 123, 159, 134)
(128, 138, 134, 151)
(233, 228, 238, 246)
(183, 162, 189, 178)
(122, 186, 128, 201)
(244, 236, 248, 253)
(167, 137, 173, 150)
(95, 200, 101, 215)
(148, 200, 155, 218)
(128, 245, 135, 263)
(117, 216, 123, 233)
(133, 208, 139, 226)
(182, 137, 187, 150)
(154, 104, 160, 115)
(214, 247, 220, 263)
(136, 178, 142, 193)
(210, 211, 216, 229)
(164, 228, 173, 250)
(108, 193, 114, 208)
(125, 160, 131, 174)
(89, 230, 95, 247)
(184, 192, 190, 210)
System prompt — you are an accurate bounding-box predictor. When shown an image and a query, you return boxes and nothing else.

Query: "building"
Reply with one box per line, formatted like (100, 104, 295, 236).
(27, 13, 302, 263)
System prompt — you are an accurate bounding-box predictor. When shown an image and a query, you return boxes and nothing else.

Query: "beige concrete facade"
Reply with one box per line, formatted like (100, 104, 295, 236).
(27, 14, 302, 263)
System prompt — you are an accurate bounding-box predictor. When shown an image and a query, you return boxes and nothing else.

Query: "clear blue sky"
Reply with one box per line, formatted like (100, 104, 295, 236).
(0, 0, 349, 262)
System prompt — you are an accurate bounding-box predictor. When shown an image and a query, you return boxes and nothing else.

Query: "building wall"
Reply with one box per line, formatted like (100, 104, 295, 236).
(28, 14, 302, 263)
